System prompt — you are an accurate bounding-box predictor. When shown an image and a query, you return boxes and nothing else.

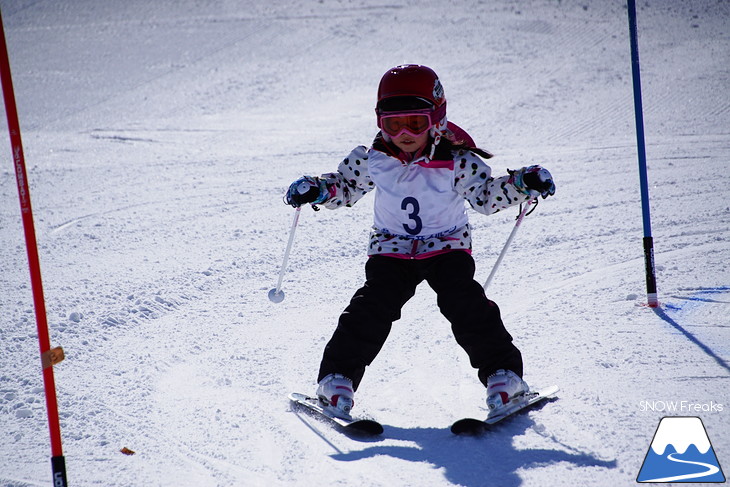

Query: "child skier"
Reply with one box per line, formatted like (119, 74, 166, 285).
(284, 64, 555, 419)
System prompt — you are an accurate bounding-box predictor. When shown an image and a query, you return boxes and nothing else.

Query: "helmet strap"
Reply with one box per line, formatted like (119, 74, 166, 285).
(428, 133, 441, 160)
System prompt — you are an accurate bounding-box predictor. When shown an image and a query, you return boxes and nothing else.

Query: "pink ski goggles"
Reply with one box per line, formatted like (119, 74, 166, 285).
(377, 106, 444, 138)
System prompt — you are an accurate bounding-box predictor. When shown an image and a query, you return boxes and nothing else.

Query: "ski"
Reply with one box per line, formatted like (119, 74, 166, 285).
(288, 392, 384, 436)
(451, 385, 559, 435)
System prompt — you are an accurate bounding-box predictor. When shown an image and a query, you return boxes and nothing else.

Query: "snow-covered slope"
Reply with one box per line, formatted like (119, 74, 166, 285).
(1, 1, 728, 485)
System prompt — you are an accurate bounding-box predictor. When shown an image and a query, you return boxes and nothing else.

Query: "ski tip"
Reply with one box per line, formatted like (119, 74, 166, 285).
(288, 392, 310, 402)
(289, 391, 384, 436)
(347, 419, 384, 436)
(450, 418, 487, 436)
(541, 385, 560, 396)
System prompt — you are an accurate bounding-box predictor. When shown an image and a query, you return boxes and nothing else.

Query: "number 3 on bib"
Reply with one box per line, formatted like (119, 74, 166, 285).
(401, 197, 422, 235)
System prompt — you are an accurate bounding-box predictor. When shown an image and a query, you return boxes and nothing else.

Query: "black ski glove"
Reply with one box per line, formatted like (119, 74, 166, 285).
(511, 165, 556, 199)
(285, 176, 329, 207)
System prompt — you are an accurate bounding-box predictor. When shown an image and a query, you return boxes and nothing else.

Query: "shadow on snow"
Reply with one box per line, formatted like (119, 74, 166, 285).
(331, 415, 616, 487)
(655, 286, 730, 374)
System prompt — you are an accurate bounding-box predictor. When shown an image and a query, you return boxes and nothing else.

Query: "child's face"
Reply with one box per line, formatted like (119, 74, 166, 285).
(391, 130, 430, 154)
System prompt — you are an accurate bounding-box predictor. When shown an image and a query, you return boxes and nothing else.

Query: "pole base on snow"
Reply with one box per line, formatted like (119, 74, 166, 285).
(643, 236, 658, 308)
(51, 455, 68, 486)
(268, 288, 285, 303)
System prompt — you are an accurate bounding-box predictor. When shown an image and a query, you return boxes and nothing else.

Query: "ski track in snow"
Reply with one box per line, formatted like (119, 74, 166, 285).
(1, 1, 729, 486)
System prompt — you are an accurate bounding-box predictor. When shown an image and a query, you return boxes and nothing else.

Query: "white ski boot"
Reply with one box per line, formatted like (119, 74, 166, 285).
(316, 373, 355, 420)
(486, 369, 529, 417)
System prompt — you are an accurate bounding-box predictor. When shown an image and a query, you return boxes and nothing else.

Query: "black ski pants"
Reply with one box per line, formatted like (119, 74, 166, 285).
(317, 251, 523, 390)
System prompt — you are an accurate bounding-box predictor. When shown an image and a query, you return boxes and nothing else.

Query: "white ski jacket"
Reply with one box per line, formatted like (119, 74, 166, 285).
(319, 139, 532, 259)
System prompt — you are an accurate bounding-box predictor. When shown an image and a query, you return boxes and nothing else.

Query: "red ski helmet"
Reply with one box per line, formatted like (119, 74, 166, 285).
(376, 64, 446, 112)
(375, 65, 448, 149)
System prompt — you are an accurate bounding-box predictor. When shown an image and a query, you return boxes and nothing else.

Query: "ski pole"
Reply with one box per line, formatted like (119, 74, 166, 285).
(0, 8, 68, 486)
(483, 199, 535, 292)
(269, 206, 301, 303)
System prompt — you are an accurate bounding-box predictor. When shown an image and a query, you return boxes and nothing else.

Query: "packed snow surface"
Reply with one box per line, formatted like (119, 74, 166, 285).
(1, 1, 728, 486)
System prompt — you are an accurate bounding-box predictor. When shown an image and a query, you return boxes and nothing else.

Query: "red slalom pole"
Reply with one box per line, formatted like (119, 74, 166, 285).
(0, 8, 69, 486)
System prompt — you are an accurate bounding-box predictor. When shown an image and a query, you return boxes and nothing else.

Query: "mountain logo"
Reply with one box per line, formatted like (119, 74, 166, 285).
(637, 416, 726, 483)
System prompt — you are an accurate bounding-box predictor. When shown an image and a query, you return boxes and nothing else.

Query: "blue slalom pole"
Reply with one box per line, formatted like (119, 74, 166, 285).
(627, 0, 658, 307)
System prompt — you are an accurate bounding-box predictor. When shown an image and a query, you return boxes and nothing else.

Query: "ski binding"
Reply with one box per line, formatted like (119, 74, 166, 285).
(451, 385, 559, 435)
